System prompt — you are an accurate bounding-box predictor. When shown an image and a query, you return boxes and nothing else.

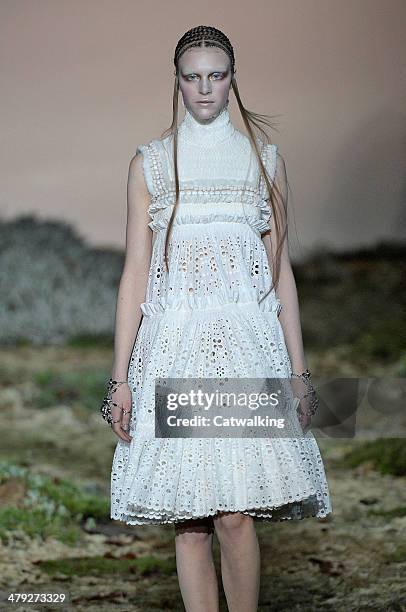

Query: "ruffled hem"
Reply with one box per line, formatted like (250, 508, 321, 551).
(111, 436, 333, 526)
(140, 286, 282, 317)
(112, 498, 332, 526)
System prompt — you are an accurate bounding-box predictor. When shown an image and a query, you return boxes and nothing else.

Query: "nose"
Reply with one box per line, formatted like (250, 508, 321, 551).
(199, 76, 212, 95)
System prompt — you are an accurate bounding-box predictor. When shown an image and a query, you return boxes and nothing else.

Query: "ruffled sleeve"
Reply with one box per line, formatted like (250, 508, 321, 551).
(135, 143, 155, 198)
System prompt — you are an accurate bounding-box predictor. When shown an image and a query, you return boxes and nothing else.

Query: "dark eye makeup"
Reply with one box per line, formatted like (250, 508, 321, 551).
(182, 71, 228, 80)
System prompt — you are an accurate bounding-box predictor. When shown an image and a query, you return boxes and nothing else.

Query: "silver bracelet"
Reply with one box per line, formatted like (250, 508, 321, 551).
(291, 369, 319, 416)
(100, 378, 129, 425)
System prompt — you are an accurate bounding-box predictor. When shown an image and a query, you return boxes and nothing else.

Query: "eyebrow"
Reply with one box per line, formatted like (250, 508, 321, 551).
(181, 69, 229, 76)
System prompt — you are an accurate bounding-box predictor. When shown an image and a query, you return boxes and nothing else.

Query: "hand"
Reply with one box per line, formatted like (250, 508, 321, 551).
(290, 375, 318, 434)
(110, 383, 133, 443)
(296, 397, 313, 434)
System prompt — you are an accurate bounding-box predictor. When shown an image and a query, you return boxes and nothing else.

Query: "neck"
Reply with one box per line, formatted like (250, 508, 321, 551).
(178, 105, 236, 146)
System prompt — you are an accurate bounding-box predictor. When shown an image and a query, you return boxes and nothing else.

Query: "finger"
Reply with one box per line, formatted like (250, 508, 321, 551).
(121, 412, 131, 426)
(111, 423, 132, 442)
(120, 420, 132, 435)
(115, 429, 133, 442)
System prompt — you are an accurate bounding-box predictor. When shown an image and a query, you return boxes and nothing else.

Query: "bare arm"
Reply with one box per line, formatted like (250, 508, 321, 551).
(111, 151, 153, 380)
(262, 150, 308, 374)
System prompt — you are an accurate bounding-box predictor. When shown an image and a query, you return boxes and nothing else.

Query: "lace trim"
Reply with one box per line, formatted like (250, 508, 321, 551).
(146, 203, 271, 235)
(135, 144, 155, 196)
(112, 498, 331, 525)
(148, 185, 263, 213)
(149, 140, 166, 194)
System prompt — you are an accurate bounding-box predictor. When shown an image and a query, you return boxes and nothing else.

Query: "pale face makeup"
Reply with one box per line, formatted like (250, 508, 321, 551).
(177, 46, 233, 125)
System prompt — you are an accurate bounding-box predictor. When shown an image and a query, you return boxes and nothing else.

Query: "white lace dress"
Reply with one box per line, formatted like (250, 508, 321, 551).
(110, 107, 333, 525)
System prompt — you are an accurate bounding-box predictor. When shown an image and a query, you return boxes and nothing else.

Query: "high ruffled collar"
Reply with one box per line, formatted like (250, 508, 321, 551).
(178, 105, 236, 146)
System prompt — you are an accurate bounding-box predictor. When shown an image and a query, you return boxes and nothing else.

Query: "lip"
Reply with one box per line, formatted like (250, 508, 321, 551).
(196, 101, 213, 105)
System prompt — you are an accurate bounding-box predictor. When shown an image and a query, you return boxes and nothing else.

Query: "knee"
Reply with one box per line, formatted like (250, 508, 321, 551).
(214, 511, 254, 541)
(174, 517, 214, 548)
(174, 528, 213, 550)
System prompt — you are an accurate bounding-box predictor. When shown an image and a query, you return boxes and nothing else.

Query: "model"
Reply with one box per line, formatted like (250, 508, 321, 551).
(101, 25, 333, 612)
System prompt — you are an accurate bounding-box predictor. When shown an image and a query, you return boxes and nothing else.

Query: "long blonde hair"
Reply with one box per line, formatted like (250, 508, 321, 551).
(159, 26, 288, 300)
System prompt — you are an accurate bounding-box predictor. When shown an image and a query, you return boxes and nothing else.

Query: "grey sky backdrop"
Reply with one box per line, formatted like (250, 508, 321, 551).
(1, 0, 405, 260)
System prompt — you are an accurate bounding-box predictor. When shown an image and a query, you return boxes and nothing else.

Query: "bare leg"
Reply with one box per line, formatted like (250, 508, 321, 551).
(213, 511, 260, 612)
(174, 516, 219, 612)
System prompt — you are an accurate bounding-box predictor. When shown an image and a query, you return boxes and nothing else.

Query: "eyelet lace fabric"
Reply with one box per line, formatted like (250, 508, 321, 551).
(111, 107, 332, 525)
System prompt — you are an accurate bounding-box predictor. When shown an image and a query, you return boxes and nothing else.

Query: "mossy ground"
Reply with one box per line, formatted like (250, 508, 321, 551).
(0, 348, 405, 611)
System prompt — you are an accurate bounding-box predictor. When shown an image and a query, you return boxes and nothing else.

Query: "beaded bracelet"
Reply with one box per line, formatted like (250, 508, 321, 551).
(100, 378, 128, 425)
(290, 369, 319, 416)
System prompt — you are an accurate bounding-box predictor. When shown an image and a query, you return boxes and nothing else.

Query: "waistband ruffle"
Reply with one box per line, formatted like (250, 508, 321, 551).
(140, 287, 282, 318)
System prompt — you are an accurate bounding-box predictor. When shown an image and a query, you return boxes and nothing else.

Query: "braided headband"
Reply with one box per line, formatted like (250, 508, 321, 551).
(174, 25, 235, 74)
